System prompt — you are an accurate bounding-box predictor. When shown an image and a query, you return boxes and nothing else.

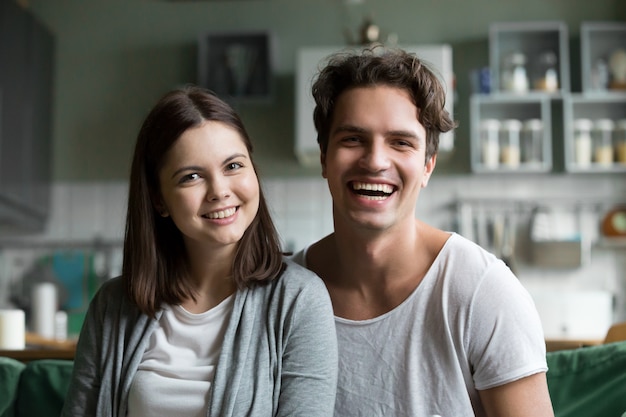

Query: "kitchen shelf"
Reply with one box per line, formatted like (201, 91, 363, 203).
(470, 94, 553, 173)
(489, 21, 569, 96)
(580, 21, 626, 94)
(563, 94, 626, 173)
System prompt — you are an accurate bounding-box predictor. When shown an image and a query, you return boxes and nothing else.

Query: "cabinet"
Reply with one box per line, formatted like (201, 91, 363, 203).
(566, 22, 626, 173)
(0, 0, 54, 231)
(295, 45, 454, 167)
(470, 21, 626, 174)
(470, 95, 553, 173)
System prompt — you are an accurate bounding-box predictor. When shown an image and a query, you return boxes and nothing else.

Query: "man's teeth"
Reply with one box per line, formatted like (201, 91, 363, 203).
(351, 182, 394, 194)
(206, 207, 237, 219)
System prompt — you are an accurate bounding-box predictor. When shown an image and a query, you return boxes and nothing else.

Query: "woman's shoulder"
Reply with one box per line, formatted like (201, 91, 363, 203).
(265, 257, 329, 298)
(90, 275, 128, 309)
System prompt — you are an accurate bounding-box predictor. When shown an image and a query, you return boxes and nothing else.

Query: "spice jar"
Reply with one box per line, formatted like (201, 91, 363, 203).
(521, 119, 544, 165)
(593, 119, 615, 166)
(532, 51, 559, 92)
(573, 118, 593, 167)
(501, 52, 529, 94)
(480, 119, 500, 169)
(500, 119, 522, 168)
(615, 119, 626, 164)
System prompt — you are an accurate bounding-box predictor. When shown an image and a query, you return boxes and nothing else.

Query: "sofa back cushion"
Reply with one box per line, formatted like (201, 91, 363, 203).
(16, 359, 73, 417)
(0, 357, 26, 417)
(547, 341, 626, 417)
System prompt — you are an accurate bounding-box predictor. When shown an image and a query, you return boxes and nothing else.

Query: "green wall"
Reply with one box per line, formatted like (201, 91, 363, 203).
(28, 0, 625, 181)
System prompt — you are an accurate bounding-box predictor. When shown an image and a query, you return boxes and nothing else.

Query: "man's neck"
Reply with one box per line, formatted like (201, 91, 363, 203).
(309, 220, 444, 320)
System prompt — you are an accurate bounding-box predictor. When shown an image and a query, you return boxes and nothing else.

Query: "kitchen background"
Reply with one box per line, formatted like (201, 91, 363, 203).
(0, 0, 625, 341)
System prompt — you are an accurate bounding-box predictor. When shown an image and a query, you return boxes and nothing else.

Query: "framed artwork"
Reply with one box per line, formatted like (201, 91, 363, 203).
(197, 30, 273, 102)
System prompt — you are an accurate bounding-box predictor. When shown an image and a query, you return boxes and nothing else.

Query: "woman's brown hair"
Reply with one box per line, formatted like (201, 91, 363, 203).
(123, 85, 284, 317)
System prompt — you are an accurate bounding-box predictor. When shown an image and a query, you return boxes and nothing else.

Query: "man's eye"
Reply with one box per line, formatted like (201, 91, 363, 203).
(341, 136, 361, 144)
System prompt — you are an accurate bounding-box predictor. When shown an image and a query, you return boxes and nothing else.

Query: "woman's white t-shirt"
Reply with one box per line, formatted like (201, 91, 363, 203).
(127, 295, 234, 417)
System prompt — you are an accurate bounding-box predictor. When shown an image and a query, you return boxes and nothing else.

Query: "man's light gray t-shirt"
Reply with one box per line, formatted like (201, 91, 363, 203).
(292, 232, 547, 417)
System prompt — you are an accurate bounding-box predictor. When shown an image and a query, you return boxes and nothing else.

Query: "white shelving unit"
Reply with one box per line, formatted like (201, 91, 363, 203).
(471, 21, 626, 174)
(470, 94, 553, 173)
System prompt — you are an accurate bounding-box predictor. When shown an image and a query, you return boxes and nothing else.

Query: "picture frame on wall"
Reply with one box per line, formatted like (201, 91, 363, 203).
(197, 30, 274, 103)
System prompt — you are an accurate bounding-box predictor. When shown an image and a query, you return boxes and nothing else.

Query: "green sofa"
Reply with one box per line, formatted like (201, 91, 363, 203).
(1, 341, 626, 417)
(0, 358, 72, 417)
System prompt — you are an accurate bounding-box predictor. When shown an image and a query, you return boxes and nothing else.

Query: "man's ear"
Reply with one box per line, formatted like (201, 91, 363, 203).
(421, 154, 437, 188)
(320, 146, 327, 179)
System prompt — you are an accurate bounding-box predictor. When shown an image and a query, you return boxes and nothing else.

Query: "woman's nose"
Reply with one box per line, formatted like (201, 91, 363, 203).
(206, 177, 231, 201)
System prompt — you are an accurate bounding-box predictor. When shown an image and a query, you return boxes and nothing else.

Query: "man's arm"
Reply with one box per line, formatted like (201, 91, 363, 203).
(479, 372, 554, 417)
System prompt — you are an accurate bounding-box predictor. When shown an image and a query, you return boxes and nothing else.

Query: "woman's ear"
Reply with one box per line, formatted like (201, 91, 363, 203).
(153, 201, 169, 217)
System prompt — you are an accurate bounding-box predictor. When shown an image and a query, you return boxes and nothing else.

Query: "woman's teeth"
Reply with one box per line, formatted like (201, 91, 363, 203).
(205, 207, 237, 219)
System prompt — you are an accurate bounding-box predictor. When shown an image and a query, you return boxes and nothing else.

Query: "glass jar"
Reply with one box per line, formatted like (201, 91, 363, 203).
(500, 119, 522, 168)
(593, 119, 615, 166)
(532, 51, 559, 92)
(521, 119, 544, 165)
(501, 52, 529, 93)
(573, 118, 593, 167)
(479, 119, 500, 169)
(616, 119, 626, 165)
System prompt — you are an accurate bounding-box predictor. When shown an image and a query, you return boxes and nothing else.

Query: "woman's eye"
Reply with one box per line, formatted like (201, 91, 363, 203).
(180, 173, 200, 183)
(226, 162, 243, 171)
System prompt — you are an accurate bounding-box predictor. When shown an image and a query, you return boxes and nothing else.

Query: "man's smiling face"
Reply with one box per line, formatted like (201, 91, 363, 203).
(322, 85, 436, 234)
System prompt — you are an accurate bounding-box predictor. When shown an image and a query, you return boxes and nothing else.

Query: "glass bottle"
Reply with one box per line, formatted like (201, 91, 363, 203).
(615, 119, 626, 165)
(533, 51, 559, 92)
(500, 119, 522, 168)
(480, 119, 500, 169)
(501, 52, 529, 94)
(593, 119, 615, 166)
(521, 119, 544, 165)
(573, 118, 593, 167)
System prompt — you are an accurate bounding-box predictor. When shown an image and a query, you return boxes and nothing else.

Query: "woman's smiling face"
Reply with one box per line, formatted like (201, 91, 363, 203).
(157, 120, 260, 249)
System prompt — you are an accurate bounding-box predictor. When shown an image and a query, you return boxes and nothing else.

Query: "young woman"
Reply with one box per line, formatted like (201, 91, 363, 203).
(61, 86, 338, 417)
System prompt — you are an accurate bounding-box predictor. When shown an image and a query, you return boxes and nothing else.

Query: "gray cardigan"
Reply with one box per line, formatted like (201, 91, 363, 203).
(61, 259, 338, 417)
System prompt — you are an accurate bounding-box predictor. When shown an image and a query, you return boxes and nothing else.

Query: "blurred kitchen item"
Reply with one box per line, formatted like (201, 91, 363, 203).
(500, 211, 518, 275)
(500, 119, 522, 168)
(532, 51, 559, 92)
(55, 310, 68, 341)
(480, 119, 500, 169)
(530, 289, 613, 340)
(608, 48, 626, 90)
(529, 206, 585, 268)
(601, 206, 626, 237)
(470, 67, 491, 94)
(52, 250, 97, 336)
(590, 58, 609, 91)
(573, 118, 593, 167)
(501, 52, 529, 93)
(521, 118, 544, 164)
(615, 119, 626, 164)
(31, 282, 57, 339)
(593, 119, 615, 166)
(0, 309, 25, 349)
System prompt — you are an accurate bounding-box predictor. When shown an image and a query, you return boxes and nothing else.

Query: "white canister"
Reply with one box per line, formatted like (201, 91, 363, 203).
(593, 118, 615, 166)
(500, 119, 522, 168)
(480, 119, 500, 169)
(0, 309, 26, 349)
(31, 282, 58, 339)
(573, 118, 593, 167)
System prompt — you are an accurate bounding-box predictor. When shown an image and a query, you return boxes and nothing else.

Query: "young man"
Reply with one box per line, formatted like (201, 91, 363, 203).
(292, 47, 554, 416)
